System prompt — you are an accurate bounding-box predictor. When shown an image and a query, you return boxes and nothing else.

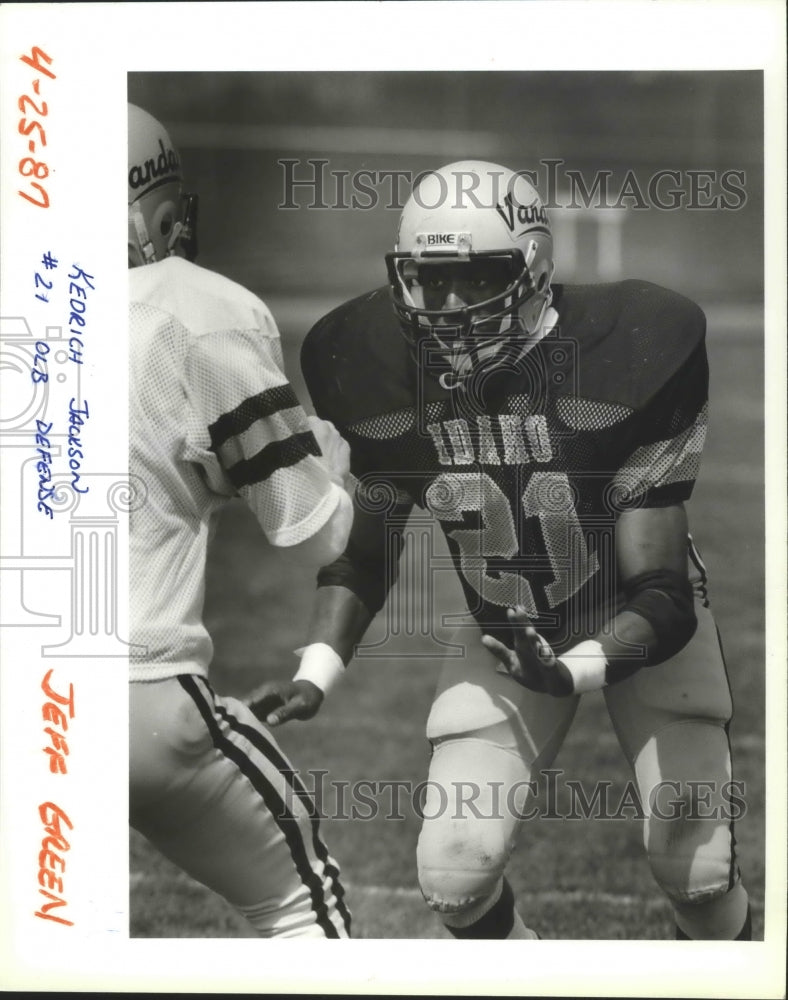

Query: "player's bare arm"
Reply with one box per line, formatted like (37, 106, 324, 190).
(248, 489, 400, 726)
(247, 585, 372, 726)
(484, 503, 696, 696)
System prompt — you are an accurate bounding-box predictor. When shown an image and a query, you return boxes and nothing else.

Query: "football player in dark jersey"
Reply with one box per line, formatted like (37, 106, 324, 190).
(254, 161, 751, 941)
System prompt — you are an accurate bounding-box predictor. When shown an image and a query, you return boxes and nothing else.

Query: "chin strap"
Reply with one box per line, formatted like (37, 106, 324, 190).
(533, 303, 558, 344)
(437, 304, 559, 392)
(166, 221, 184, 255)
(130, 204, 157, 264)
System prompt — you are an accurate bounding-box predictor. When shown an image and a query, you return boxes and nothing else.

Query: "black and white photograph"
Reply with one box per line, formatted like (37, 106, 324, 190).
(126, 67, 768, 943)
(1, 3, 786, 996)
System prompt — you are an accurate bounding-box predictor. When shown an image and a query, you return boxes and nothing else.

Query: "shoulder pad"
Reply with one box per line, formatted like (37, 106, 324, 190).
(131, 257, 277, 338)
(301, 286, 414, 425)
(555, 279, 706, 410)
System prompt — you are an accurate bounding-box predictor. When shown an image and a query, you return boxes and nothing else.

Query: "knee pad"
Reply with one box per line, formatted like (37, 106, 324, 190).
(637, 721, 739, 905)
(416, 731, 530, 915)
(646, 819, 737, 905)
(417, 812, 509, 915)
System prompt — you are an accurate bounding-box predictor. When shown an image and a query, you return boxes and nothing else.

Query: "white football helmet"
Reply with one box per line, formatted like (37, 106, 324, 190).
(127, 103, 198, 267)
(386, 160, 554, 388)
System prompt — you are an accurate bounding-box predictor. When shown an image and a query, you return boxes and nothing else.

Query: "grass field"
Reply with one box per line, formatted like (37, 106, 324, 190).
(130, 299, 765, 941)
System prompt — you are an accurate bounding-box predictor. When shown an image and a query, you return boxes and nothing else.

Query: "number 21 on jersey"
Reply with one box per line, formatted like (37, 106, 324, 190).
(425, 470, 599, 614)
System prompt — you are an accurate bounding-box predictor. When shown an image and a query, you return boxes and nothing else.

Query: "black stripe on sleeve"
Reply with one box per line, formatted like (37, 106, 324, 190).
(225, 430, 321, 489)
(178, 675, 339, 938)
(209, 384, 301, 451)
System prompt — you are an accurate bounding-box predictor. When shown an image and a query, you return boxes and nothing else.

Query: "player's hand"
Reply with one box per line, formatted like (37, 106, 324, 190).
(307, 415, 351, 489)
(246, 679, 324, 727)
(481, 608, 575, 697)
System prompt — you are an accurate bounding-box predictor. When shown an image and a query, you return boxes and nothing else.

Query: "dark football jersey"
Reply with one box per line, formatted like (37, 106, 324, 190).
(302, 279, 708, 653)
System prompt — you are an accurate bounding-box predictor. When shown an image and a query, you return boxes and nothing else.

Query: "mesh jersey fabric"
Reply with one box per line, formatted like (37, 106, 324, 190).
(302, 279, 709, 651)
(129, 256, 339, 681)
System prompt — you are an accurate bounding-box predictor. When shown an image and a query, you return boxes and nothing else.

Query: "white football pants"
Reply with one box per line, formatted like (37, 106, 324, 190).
(130, 674, 351, 937)
(417, 598, 745, 928)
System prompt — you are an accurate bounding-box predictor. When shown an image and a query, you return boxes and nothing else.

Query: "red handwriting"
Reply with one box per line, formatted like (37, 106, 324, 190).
(35, 801, 73, 926)
(41, 669, 74, 774)
(17, 47, 55, 209)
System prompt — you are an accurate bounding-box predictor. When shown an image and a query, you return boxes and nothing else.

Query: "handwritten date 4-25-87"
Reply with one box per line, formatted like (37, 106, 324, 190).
(18, 46, 55, 209)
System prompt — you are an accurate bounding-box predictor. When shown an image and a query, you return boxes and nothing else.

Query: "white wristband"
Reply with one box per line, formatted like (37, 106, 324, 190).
(559, 640, 608, 693)
(293, 642, 345, 695)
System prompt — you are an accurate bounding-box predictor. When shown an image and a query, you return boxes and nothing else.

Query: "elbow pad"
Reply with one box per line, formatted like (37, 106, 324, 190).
(622, 569, 697, 663)
(316, 535, 398, 617)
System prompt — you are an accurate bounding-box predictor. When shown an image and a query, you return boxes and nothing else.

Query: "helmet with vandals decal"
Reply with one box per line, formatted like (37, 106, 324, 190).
(128, 103, 198, 267)
(386, 160, 554, 388)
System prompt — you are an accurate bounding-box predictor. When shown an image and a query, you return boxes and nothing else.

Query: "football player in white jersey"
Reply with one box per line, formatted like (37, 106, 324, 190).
(266, 161, 752, 941)
(128, 104, 352, 937)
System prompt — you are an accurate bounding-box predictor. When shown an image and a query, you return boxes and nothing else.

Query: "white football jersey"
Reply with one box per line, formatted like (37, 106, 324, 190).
(129, 256, 339, 681)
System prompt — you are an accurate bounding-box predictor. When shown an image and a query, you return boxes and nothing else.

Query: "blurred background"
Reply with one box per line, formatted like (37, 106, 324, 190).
(129, 71, 762, 302)
(128, 71, 765, 940)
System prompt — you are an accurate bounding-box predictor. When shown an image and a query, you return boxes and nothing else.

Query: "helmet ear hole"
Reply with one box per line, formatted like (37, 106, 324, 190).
(537, 272, 547, 291)
(142, 197, 180, 260)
